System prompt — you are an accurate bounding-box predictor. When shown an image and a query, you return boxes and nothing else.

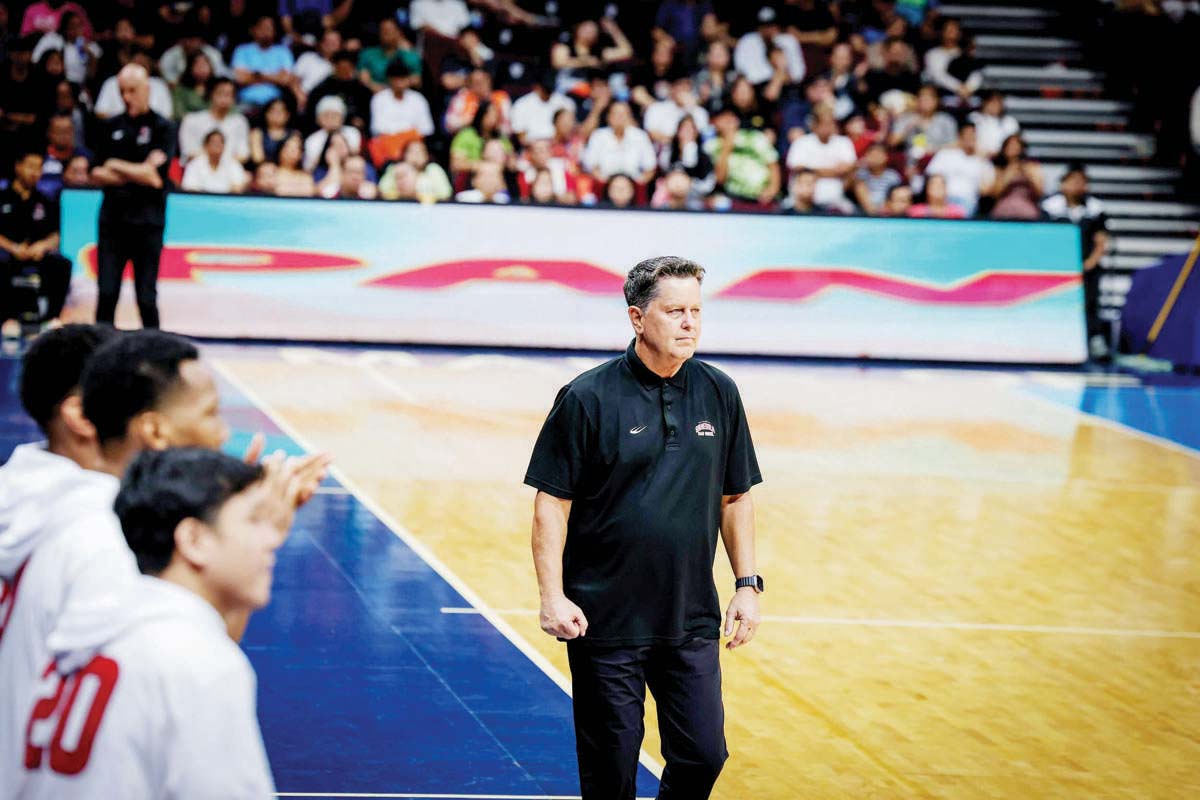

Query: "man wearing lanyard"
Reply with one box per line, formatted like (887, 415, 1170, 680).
(525, 255, 764, 799)
(90, 63, 175, 329)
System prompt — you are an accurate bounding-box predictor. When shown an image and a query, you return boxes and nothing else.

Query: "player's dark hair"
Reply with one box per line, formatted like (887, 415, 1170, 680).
(19, 325, 120, 434)
(624, 256, 706, 310)
(81, 330, 200, 445)
(115, 448, 263, 575)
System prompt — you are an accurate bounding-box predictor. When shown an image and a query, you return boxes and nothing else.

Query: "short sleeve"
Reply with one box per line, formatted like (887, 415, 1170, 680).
(785, 137, 804, 169)
(41, 195, 61, 240)
(157, 118, 177, 158)
(155, 119, 177, 182)
(756, 133, 779, 164)
(839, 138, 856, 162)
(231, 44, 251, 70)
(637, 133, 657, 172)
(93, 119, 112, 163)
(722, 385, 762, 495)
(416, 94, 435, 137)
(524, 385, 591, 499)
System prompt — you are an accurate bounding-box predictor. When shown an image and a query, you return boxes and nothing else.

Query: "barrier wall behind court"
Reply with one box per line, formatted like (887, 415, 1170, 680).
(62, 190, 1087, 363)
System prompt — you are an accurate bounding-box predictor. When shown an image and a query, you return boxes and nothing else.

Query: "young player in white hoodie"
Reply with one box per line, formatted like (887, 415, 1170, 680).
(0, 325, 132, 785)
(19, 447, 286, 799)
(1, 329, 329, 796)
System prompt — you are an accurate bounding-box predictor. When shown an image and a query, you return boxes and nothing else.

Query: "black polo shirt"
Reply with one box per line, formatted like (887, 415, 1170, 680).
(95, 111, 176, 228)
(0, 185, 58, 247)
(525, 340, 762, 647)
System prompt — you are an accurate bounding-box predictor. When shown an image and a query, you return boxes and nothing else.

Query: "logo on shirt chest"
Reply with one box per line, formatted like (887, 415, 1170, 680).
(0, 204, 11, 215)
(137, 126, 151, 145)
(695, 421, 716, 437)
(112, 129, 124, 140)
(32, 203, 46, 222)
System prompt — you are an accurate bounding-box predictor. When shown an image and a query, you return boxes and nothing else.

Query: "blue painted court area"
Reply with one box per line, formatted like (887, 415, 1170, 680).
(3, 346, 1200, 799)
(1024, 374, 1200, 454)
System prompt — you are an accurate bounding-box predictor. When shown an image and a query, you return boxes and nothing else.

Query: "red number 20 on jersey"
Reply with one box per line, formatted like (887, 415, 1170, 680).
(25, 656, 120, 775)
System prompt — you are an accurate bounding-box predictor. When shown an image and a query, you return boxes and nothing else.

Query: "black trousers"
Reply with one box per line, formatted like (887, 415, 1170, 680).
(95, 222, 163, 328)
(0, 251, 71, 323)
(1083, 266, 1106, 341)
(567, 637, 727, 800)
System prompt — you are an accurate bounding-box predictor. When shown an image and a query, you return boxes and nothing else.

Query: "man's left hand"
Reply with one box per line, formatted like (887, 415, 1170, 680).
(724, 588, 761, 650)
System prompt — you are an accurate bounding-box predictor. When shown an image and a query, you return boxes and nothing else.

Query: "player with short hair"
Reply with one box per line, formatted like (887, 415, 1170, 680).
(18, 447, 284, 798)
(1, 328, 328, 795)
(0, 325, 133, 789)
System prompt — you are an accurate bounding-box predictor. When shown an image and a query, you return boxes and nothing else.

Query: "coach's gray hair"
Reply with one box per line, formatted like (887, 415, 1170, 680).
(623, 256, 705, 310)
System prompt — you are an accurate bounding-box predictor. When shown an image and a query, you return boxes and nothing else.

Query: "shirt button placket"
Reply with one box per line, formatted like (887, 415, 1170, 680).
(662, 384, 679, 449)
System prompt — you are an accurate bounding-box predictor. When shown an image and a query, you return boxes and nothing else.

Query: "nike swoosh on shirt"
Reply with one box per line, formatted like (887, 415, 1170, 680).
(629, 426, 648, 435)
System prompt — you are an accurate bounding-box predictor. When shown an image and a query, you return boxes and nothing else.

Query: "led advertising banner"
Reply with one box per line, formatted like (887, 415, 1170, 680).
(61, 190, 1086, 363)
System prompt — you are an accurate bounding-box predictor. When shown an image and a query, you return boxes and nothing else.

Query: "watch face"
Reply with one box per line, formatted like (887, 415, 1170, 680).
(756, 575, 765, 593)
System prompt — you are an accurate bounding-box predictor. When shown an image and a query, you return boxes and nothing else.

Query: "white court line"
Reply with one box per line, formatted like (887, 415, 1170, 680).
(211, 360, 665, 780)
(440, 608, 1200, 640)
(313, 487, 351, 495)
(277, 794, 654, 799)
(356, 363, 521, 429)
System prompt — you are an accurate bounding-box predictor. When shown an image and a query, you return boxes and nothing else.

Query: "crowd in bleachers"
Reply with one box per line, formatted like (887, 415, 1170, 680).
(0, 0, 1112, 219)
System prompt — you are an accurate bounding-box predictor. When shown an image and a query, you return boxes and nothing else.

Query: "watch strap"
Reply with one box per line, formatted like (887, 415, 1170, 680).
(735, 575, 763, 593)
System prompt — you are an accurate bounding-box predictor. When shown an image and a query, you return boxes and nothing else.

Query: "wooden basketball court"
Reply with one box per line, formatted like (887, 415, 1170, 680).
(207, 344, 1200, 799)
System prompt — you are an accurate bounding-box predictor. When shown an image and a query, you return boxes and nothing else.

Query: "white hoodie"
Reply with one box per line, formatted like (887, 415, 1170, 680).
(0, 444, 136, 793)
(17, 575, 276, 799)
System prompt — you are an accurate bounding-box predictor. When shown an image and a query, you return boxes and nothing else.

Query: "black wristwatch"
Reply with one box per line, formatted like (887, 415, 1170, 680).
(735, 575, 764, 594)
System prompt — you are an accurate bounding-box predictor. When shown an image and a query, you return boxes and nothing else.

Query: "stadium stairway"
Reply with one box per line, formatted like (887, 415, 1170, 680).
(939, 0, 1200, 331)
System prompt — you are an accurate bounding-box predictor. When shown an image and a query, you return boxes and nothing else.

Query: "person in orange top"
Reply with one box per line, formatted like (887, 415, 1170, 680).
(444, 67, 512, 135)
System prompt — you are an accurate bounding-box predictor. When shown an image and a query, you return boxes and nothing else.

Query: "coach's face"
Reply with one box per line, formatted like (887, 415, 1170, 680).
(631, 276, 702, 363)
(156, 360, 230, 451)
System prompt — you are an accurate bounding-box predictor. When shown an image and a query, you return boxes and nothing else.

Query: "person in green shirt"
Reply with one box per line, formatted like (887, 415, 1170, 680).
(704, 106, 781, 206)
(379, 139, 453, 201)
(449, 100, 514, 178)
(359, 16, 422, 93)
(172, 51, 214, 120)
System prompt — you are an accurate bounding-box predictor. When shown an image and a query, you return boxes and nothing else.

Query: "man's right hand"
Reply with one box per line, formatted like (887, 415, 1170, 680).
(540, 593, 588, 639)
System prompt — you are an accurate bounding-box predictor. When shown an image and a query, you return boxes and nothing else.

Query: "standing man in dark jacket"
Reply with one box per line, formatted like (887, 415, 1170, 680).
(90, 63, 175, 329)
(525, 255, 765, 799)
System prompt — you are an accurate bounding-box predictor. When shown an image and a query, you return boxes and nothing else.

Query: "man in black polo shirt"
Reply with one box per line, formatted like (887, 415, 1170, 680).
(525, 256, 764, 799)
(0, 150, 72, 331)
(90, 63, 175, 329)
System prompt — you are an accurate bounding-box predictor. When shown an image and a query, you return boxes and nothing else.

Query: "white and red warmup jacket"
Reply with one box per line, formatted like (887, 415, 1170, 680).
(17, 574, 276, 799)
(0, 443, 137, 796)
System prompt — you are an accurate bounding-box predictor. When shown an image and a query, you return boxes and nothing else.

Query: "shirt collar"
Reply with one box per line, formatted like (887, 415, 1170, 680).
(624, 339, 688, 391)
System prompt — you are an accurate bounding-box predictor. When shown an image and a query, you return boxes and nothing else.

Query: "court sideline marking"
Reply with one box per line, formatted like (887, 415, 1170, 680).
(211, 359, 666, 780)
(439, 608, 1200, 640)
